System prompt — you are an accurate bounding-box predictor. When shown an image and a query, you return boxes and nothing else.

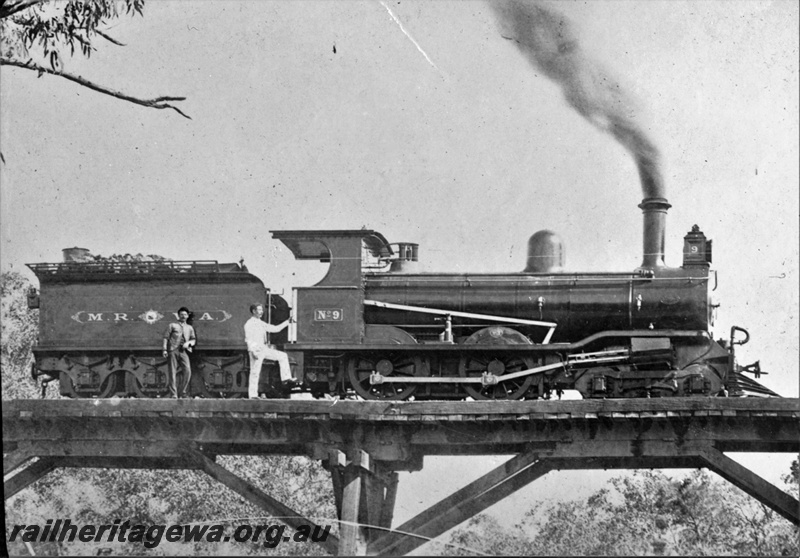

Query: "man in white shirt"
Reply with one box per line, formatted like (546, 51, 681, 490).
(244, 303, 293, 398)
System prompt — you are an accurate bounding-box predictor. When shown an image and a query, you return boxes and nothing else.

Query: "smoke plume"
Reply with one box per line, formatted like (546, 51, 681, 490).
(492, 0, 664, 199)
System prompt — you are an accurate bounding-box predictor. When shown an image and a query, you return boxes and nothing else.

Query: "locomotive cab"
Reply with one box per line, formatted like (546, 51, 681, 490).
(271, 229, 395, 345)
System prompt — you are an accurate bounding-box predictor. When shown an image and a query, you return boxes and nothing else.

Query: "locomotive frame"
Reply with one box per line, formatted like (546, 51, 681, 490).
(270, 225, 773, 401)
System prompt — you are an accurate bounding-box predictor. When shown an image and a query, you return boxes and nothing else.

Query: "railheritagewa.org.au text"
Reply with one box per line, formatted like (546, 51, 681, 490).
(8, 519, 332, 549)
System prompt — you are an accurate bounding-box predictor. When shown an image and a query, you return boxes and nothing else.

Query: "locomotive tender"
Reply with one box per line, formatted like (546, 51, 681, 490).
(27, 198, 776, 400)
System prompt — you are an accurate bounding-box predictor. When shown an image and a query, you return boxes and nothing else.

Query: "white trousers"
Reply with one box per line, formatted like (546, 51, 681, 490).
(248, 347, 292, 398)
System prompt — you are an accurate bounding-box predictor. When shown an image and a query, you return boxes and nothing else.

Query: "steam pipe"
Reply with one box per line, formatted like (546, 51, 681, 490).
(639, 197, 671, 268)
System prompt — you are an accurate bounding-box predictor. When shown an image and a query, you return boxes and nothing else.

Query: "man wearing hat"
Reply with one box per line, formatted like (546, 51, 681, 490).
(162, 307, 196, 398)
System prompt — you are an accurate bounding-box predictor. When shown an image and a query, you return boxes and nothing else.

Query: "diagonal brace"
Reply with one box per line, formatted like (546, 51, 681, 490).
(5, 457, 58, 500)
(4, 447, 36, 476)
(698, 447, 800, 525)
(186, 449, 340, 554)
(371, 450, 557, 556)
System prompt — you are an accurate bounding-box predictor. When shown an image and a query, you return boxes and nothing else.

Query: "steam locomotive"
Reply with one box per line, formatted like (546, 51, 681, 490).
(27, 197, 777, 400)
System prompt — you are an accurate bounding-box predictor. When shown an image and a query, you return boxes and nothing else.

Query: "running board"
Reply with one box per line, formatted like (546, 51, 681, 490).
(370, 349, 629, 386)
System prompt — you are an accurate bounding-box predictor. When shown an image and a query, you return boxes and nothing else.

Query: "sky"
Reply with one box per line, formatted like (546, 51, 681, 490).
(1, 0, 798, 552)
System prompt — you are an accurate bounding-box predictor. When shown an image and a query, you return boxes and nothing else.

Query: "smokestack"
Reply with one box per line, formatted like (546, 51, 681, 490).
(639, 197, 670, 268)
(636, 154, 669, 267)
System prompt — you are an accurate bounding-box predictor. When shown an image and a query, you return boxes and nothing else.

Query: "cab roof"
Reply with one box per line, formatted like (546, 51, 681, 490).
(270, 229, 393, 261)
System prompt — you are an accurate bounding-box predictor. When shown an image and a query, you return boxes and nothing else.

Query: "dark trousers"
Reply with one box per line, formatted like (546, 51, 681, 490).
(167, 349, 192, 398)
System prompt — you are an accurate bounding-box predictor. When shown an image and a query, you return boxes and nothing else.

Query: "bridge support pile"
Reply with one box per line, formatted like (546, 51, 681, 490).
(4, 398, 799, 555)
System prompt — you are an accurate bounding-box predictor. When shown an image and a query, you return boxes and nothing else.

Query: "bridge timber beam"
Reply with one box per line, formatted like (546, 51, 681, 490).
(2, 446, 340, 554)
(4, 397, 799, 555)
(3, 447, 36, 476)
(4, 457, 59, 500)
(324, 443, 404, 553)
(186, 449, 340, 555)
(696, 447, 800, 526)
(370, 449, 560, 555)
(369, 452, 799, 556)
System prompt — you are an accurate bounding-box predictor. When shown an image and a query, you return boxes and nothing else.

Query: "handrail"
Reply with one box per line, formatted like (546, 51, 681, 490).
(26, 260, 246, 276)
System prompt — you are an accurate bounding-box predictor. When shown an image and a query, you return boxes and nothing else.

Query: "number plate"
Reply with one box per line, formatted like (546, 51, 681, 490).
(314, 309, 343, 321)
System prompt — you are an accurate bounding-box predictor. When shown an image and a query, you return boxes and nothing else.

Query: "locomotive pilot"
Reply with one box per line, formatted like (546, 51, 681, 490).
(162, 306, 196, 398)
(244, 303, 294, 398)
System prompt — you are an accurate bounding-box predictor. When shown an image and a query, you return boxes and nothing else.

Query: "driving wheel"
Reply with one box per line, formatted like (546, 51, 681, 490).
(458, 353, 535, 400)
(347, 353, 426, 400)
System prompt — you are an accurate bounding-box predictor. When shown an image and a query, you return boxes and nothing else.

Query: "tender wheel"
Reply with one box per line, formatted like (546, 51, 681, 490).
(458, 353, 535, 400)
(124, 371, 148, 398)
(126, 367, 180, 398)
(70, 371, 119, 398)
(347, 354, 426, 400)
(97, 372, 120, 398)
(198, 357, 247, 398)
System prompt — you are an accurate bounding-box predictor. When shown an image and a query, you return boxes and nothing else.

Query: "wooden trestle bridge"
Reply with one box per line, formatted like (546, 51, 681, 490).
(4, 397, 799, 555)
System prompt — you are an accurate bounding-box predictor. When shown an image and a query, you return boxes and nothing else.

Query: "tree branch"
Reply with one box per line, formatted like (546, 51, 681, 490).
(96, 29, 126, 46)
(0, 57, 191, 119)
(0, 0, 45, 20)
